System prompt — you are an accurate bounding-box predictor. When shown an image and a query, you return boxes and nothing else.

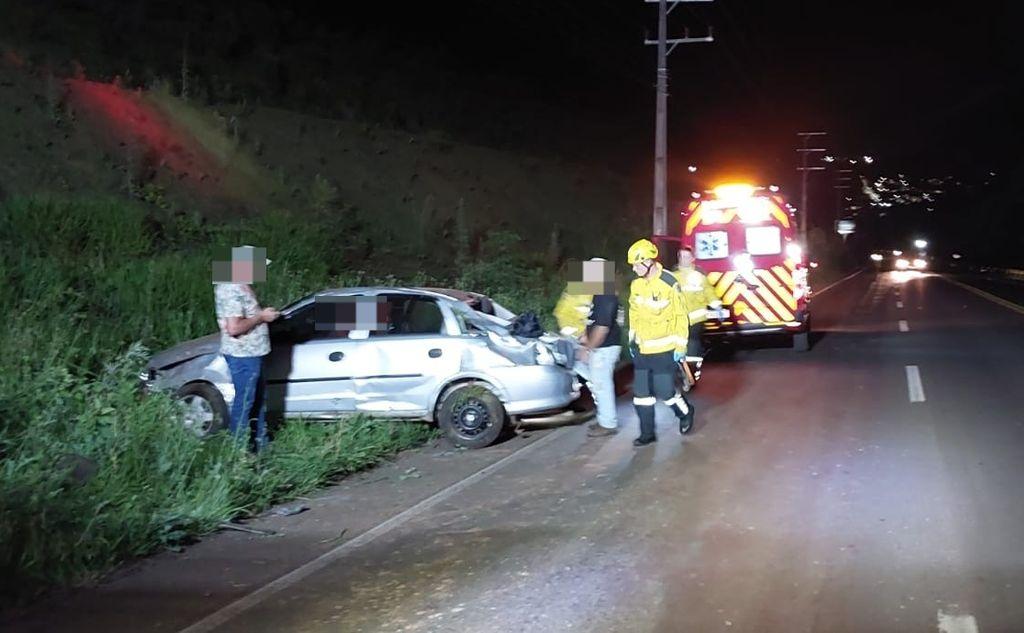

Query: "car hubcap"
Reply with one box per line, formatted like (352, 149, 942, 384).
(181, 395, 215, 436)
(452, 399, 490, 438)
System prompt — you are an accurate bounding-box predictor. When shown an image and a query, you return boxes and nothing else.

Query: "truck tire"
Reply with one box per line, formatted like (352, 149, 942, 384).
(436, 383, 508, 449)
(792, 330, 811, 352)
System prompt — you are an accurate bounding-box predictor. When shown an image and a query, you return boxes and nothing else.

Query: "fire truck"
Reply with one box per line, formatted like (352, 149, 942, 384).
(680, 183, 811, 351)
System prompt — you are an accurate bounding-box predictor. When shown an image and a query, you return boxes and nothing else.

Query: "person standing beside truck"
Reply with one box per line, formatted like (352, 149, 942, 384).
(674, 245, 722, 383)
(626, 239, 694, 446)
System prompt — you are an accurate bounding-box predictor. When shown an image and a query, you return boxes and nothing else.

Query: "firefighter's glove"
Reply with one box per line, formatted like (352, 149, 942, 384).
(673, 349, 685, 363)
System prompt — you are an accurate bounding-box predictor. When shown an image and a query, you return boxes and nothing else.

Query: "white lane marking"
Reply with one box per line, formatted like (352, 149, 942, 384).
(938, 610, 979, 633)
(896, 300, 904, 308)
(178, 427, 572, 633)
(906, 365, 926, 402)
(814, 268, 865, 295)
(899, 319, 910, 332)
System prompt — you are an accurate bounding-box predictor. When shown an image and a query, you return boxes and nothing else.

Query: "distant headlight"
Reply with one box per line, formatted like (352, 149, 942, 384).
(870, 253, 884, 262)
(912, 258, 927, 269)
(895, 258, 910, 270)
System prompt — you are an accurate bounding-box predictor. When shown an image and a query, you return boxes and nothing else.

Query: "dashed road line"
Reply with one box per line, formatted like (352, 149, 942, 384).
(938, 609, 980, 633)
(906, 365, 926, 403)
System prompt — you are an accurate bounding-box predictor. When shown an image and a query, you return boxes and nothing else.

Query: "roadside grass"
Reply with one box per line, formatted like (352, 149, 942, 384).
(3, 195, 576, 606)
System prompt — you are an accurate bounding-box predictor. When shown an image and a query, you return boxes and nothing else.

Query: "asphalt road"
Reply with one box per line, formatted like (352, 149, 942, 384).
(10, 270, 1024, 632)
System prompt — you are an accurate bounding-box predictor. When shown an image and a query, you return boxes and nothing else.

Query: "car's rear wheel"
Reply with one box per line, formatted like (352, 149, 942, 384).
(436, 383, 507, 449)
(176, 382, 229, 436)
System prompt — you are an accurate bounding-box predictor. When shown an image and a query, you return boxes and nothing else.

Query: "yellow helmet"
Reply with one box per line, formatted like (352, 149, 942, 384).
(627, 238, 658, 264)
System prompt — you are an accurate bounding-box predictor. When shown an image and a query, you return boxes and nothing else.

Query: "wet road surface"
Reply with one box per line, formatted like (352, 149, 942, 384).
(10, 271, 1024, 632)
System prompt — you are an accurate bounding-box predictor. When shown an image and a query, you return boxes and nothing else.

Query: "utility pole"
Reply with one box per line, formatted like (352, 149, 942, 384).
(834, 168, 853, 220)
(645, 0, 713, 237)
(835, 167, 853, 243)
(796, 131, 826, 247)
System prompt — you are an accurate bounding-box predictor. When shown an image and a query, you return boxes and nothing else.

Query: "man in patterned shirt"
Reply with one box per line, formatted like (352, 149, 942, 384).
(213, 246, 280, 451)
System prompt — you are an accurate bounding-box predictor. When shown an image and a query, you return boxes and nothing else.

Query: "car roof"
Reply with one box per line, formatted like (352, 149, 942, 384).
(313, 287, 467, 300)
(282, 287, 473, 314)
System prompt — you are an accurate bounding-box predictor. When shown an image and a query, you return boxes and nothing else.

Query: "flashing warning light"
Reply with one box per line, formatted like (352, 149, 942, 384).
(768, 184, 780, 192)
(785, 242, 803, 262)
(712, 183, 756, 202)
(691, 191, 702, 199)
(732, 253, 755, 275)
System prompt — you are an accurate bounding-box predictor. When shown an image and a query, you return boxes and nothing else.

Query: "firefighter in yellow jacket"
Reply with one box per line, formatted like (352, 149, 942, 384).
(674, 245, 722, 381)
(627, 238, 694, 446)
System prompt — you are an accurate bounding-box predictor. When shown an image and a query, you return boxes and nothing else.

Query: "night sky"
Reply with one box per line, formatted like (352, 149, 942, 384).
(4, 0, 1022, 257)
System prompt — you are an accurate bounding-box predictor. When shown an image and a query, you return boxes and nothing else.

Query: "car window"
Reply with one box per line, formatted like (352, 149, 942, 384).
(273, 299, 357, 342)
(373, 296, 445, 337)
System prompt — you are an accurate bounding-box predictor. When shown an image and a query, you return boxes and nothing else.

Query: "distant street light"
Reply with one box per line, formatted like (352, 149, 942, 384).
(687, 165, 698, 173)
(863, 156, 874, 164)
(914, 239, 928, 249)
(823, 155, 835, 163)
(768, 184, 779, 192)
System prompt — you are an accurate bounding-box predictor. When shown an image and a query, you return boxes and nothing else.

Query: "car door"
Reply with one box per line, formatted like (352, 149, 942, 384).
(264, 301, 365, 416)
(354, 294, 461, 416)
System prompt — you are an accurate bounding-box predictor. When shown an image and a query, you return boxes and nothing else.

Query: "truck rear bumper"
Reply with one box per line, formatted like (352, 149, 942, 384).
(703, 310, 809, 338)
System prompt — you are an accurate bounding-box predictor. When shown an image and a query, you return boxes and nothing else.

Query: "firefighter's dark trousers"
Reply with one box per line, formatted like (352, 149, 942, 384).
(633, 350, 691, 440)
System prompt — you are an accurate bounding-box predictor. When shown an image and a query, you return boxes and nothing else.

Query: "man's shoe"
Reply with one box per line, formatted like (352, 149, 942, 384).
(587, 423, 618, 438)
(633, 436, 657, 447)
(678, 403, 695, 435)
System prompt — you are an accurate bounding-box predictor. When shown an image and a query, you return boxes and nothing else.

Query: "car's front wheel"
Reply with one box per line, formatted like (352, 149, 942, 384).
(436, 383, 508, 449)
(176, 382, 229, 436)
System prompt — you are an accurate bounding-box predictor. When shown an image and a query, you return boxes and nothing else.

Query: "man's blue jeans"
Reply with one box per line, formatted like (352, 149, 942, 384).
(574, 345, 622, 429)
(223, 354, 268, 452)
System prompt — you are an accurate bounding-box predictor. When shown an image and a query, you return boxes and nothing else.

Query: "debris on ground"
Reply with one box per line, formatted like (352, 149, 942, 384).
(218, 522, 279, 537)
(398, 467, 422, 481)
(271, 504, 310, 517)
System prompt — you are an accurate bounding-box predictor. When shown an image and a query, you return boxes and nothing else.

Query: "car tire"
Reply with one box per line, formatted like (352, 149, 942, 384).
(176, 382, 229, 436)
(436, 382, 508, 449)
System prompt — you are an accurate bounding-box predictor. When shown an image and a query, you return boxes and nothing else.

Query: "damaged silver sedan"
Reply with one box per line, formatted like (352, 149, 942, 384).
(140, 287, 580, 448)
